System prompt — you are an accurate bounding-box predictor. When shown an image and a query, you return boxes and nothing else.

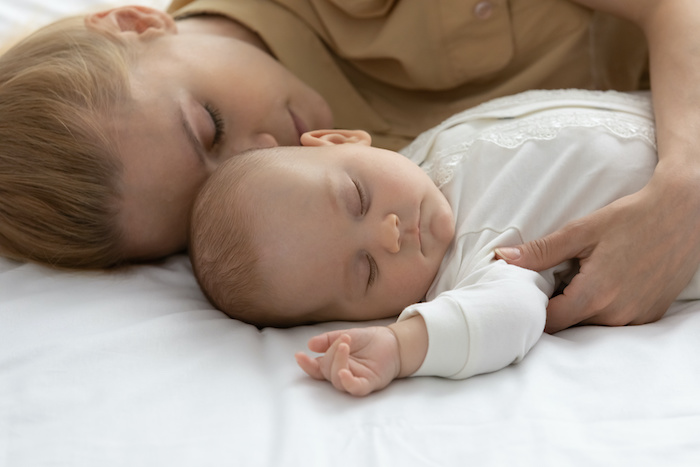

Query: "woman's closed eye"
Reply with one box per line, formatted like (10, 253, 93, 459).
(204, 103, 226, 149)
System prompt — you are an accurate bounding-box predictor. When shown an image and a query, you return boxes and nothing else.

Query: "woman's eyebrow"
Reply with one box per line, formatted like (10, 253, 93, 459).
(178, 106, 207, 165)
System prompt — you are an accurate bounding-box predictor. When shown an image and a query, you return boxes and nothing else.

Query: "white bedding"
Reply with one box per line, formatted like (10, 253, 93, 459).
(2, 1, 700, 466)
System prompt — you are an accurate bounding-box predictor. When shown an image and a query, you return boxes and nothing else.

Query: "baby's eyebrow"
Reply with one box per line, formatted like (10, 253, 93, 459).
(179, 106, 207, 166)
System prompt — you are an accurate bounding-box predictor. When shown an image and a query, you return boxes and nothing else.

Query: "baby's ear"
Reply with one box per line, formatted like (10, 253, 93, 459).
(300, 129, 372, 147)
(85, 6, 177, 39)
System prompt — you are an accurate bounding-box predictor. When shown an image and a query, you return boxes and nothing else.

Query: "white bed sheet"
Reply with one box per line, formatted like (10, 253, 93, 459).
(2, 1, 700, 466)
(2, 254, 700, 466)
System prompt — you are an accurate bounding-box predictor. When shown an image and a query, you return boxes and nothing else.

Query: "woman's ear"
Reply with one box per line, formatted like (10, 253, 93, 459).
(85, 6, 177, 39)
(300, 129, 372, 147)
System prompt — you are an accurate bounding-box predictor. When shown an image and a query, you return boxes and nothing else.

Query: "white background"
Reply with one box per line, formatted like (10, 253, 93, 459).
(0, 0, 169, 48)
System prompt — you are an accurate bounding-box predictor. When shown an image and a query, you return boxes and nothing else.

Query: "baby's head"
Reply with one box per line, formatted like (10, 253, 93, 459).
(190, 130, 456, 327)
(0, 6, 332, 268)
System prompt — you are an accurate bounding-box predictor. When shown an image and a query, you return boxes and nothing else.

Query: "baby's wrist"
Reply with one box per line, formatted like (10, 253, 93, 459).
(388, 316, 428, 378)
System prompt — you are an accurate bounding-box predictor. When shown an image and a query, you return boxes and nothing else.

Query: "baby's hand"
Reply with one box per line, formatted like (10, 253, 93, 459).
(295, 327, 401, 396)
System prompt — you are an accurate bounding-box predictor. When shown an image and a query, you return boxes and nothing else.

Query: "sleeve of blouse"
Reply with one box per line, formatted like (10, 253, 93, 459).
(397, 260, 549, 380)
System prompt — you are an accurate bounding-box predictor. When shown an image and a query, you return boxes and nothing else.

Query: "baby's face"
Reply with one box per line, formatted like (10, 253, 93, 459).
(243, 132, 455, 324)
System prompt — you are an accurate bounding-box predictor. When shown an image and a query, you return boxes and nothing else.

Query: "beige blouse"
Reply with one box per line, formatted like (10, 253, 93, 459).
(168, 0, 648, 150)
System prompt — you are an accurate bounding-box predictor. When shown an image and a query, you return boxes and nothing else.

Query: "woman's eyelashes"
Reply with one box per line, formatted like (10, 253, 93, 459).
(204, 103, 225, 149)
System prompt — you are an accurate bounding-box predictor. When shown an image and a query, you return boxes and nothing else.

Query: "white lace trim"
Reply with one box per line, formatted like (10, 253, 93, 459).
(408, 91, 657, 187)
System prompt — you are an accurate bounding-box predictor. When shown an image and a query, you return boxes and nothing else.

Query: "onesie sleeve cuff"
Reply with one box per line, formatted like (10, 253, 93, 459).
(397, 296, 469, 378)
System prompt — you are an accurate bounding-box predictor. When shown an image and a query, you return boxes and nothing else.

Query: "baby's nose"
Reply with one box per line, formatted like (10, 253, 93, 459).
(379, 213, 400, 254)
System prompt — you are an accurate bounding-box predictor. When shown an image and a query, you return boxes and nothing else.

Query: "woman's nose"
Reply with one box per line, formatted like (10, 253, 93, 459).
(252, 133, 279, 149)
(378, 213, 401, 253)
(221, 134, 279, 166)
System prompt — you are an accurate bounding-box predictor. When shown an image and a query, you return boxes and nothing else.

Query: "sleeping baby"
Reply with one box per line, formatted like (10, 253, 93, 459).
(189, 89, 700, 396)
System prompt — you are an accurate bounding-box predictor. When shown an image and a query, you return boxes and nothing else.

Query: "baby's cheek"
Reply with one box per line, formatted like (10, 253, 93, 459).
(400, 268, 433, 305)
(433, 204, 456, 247)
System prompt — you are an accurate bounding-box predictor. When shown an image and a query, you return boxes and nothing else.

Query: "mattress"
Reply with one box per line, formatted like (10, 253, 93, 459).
(1, 1, 700, 465)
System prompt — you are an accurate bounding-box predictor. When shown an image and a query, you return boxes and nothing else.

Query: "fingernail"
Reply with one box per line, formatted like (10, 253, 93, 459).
(495, 247, 520, 260)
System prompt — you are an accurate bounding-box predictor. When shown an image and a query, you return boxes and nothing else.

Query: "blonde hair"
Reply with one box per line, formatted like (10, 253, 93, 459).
(190, 149, 278, 326)
(0, 16, 132, 268)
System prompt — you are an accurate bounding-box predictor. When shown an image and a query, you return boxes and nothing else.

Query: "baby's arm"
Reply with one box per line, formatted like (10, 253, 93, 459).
(295, 316, 427, 396)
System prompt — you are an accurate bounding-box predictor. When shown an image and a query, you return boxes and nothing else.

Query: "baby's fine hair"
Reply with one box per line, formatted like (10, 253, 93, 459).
(190, 149, 282, 327)
(0, 16, 132, 268)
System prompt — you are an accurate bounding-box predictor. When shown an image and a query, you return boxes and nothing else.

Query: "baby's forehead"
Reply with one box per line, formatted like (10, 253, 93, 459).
(221, 146, 305, 181)
(209, 145, 327, 223)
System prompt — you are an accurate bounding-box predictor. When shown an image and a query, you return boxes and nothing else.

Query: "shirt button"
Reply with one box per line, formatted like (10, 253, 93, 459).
(473, 1, 494, 20)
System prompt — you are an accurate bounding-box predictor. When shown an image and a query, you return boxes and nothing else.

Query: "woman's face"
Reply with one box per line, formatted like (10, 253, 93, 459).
(110, 20, 333, 261)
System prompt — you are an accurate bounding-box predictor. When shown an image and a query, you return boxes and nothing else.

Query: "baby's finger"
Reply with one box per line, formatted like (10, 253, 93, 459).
(339, 369, 372, 397)
(307, 330, 347, 353)
(295, 352, 325, 380)
(329, 338, 352, 391)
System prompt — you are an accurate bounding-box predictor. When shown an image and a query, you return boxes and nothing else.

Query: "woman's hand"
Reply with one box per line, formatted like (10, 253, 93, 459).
(496, 0, 700, 333)
(496, 164, 700, 333)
